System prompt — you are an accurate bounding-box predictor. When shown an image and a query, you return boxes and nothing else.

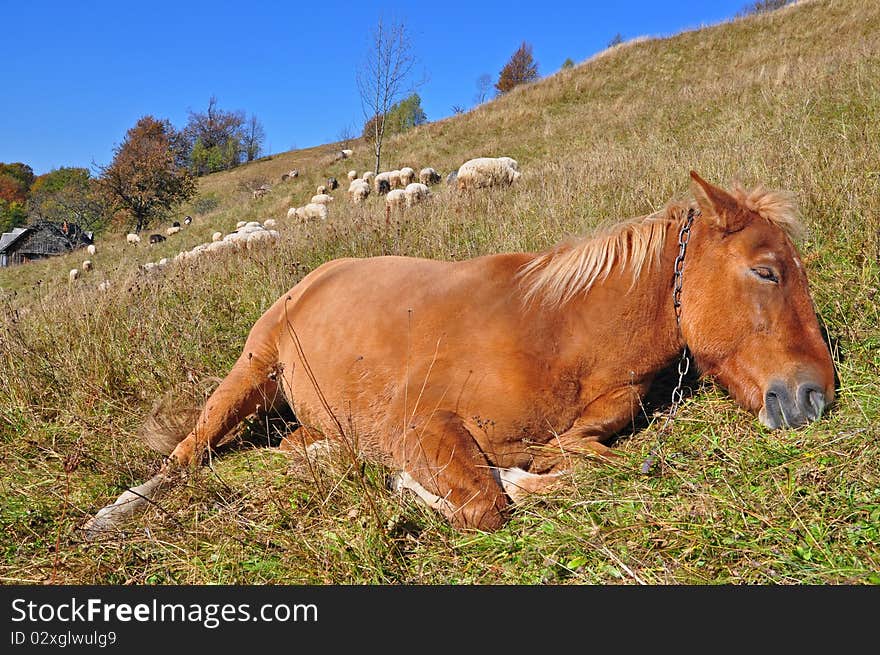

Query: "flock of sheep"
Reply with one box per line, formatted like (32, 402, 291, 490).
(286, 155, 521, 223)
(67, 154, 522, 286)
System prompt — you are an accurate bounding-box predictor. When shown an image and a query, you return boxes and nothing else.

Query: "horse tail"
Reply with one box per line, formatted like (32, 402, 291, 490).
(138, 378, 224, 455)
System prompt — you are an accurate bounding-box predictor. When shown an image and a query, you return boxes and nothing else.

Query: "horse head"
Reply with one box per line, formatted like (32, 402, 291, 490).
(680, 171, 835, 429)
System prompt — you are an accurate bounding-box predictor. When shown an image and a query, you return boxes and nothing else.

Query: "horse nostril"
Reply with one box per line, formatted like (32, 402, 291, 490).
(797, 383, 826, 421)
(762, 387, 783, 429)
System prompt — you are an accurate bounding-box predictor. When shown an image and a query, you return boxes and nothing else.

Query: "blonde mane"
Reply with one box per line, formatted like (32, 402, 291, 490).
(518, 184, 803, 308)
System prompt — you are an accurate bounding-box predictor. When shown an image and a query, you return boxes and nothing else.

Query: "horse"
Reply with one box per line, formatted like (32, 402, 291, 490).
(83, 171, 835, 535)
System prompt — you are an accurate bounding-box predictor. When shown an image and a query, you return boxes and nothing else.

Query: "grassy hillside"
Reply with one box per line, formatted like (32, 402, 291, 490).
(1, 0, 878, 584)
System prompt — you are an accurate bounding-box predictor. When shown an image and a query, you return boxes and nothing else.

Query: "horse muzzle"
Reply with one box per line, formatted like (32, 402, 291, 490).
(758, 380, 828, 429)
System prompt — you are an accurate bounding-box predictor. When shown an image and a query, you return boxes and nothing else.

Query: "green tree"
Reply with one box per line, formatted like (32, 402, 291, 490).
(28, 167, 109, 233)
(0, 200, 28, 233)
(0, 162, 35, 232)
(183, 96, 248, 175)
(362, 93, 426, 146)
(386, 93, 427, 133)
(495, 42, 539, 94)
(98, 116, 196, 232)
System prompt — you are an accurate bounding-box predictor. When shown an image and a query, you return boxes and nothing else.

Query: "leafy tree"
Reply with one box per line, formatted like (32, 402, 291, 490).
(495, 42, 539, 94)
(0, 163, 35, 200)
(97, 116, 196, 232)
(183, 96, 247, 175)
(0, 199, 28, 233)
(561, 58, 575, 70)
(386, 93, 427, 133)
(0, 163, 35, 232)
(608, 33, 624, 48)
(362, 93, 427, 146)
(357, 18, 418, 173)
(28, 167, 109, 233)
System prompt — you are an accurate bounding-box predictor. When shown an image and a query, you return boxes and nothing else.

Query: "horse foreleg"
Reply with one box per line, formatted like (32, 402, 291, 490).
(529, 386, 643, 472)
(494, 468, 568, 505)
(82, 351, 282, 539)
(390, 410, 508, 531)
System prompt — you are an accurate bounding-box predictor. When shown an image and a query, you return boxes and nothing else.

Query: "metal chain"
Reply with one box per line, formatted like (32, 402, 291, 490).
(640, 207, 697, 474)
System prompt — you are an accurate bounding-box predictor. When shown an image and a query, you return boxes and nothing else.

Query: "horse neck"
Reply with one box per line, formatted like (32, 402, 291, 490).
(559, 226, 686, 379)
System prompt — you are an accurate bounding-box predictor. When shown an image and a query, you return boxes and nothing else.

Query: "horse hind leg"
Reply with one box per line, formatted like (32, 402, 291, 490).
(82, 351, 282, 539)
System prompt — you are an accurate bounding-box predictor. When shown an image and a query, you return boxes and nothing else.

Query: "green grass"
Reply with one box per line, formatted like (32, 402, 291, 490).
(0, 0, 878, 584)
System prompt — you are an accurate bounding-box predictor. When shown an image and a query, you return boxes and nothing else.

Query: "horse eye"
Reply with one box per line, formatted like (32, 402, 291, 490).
(751, 266, 779, 283)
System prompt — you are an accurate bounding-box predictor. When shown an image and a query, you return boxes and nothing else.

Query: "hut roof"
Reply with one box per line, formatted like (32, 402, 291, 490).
(0, 227, 29, 253)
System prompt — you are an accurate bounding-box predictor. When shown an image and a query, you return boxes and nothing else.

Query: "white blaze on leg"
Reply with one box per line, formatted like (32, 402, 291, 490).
(496, 467, 565, 505)
(304, 439, 333, 463)
(392, 470, 456, 515)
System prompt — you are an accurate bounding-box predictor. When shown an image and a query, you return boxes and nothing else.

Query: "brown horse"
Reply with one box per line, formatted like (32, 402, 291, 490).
(84, 172, 835, 535)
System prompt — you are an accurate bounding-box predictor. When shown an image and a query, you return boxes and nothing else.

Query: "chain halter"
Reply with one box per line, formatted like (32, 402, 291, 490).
(640, 206, 698, 474)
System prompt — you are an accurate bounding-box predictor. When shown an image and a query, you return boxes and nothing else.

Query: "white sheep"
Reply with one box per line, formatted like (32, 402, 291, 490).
(212, 231, 223, 242)
(294, 203, 329, 221)
(86, 244, 97, 256)
(404, 182, 431, 207)
(362, 171, 376, 184)
(341, 149, 353, 158)
(316, 184, 328, 195)
(347, 170, 357, 182)
(419, 167, 441, 185)
(456, 157, 522, 191)
(399, 167, 416, 186)
(166, 226, 181, 236)
(236, 221, 247, 228)
(206, 240, 234, 253)
(373, 172, 392, 195)
(310, 194, 334, 205)
(264, 218, 277, 228)
(69, 268, 79, 282)
(498, 156, 519, 171)
(349, 180, 371, 204)
(82, 260, 93, 272)
(246, 230, 279, 249)
(388, 170, 402, 189)
(126, 233, 141, 244)
(385, 189, 407, 209)
(98, 280, 111, 292)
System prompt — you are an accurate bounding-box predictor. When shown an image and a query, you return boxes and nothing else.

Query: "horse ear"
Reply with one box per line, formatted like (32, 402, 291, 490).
(689, 171, 749, 233)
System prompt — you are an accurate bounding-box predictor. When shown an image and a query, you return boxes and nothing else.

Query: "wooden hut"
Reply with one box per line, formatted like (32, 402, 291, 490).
(0, 221, 93, 267)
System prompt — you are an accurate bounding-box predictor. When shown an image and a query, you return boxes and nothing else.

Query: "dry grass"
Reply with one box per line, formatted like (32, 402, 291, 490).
(1, 0, 878, 584)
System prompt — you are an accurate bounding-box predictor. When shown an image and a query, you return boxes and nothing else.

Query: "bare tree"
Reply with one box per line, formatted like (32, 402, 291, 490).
(356, 18, 417, 174)
(474, 73, 492, 104)
(337, 124, 356, 149)
(242, 115, 266, 162)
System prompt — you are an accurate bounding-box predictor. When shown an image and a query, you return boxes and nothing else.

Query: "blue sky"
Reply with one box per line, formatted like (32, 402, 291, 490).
(1, 1, 750, 176)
